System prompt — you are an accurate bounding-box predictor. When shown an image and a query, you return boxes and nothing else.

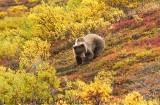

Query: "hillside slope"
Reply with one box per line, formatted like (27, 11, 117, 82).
(55, 7, 160, 99)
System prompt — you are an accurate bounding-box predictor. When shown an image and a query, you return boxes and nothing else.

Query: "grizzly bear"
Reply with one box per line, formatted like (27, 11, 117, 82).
(73, 34, 105, 65)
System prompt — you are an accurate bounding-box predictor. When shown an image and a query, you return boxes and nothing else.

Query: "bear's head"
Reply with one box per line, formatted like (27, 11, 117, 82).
(73, 43, 87, 59)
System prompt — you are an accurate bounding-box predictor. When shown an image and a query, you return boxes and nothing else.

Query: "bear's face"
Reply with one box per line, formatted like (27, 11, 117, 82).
(73, 43, 86, 59)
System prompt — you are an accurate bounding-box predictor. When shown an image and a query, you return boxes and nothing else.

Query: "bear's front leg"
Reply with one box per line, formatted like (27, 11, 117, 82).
(83, 51, 94, 64)
(76, 56, 83, 65)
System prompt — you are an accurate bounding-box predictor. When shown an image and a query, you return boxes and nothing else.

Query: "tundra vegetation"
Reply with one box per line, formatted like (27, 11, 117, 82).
(0, 0, 159, 104)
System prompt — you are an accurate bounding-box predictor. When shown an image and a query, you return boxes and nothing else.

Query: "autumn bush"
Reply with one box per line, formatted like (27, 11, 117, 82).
(55, 71, 159, 104)
(0, 17, 32, 32)
(28, 0, 123, 43)
(0, 29, 24, 59)
(0, 66, 60, 104)
(121, 91, 159, 105)
(0, 22, 34, 60)
(54, 71, 114, 104)
(113, 49, 157, 70)
(135, 50, 154, 62)
(0, 0, 159, 104)
(19, 38, 51, 72)
(113, 57, 136, 70)
(0, 12, 7, 19)
(101, 0, 139, 12)
(28, 0, 38, 3)
(7, 5, 29, 17)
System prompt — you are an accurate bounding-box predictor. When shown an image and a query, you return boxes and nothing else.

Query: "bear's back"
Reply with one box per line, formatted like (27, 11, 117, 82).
(84, 34, 105, 47)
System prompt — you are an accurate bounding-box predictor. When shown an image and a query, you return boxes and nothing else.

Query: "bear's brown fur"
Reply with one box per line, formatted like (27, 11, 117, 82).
(73, 34, 105, 65)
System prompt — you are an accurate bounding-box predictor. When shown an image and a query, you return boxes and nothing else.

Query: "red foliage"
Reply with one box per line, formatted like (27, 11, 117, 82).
(116, 69, 126, 75)
(140, 36, 160, 47)
(116, 77, 130, 85)
(111, 7, 160, 32)
(112, 19, 136, 30)
(141, 8, 160, 18)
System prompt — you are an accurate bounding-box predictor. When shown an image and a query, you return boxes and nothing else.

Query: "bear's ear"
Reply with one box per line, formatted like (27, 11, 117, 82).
(77, 37, 84, 42)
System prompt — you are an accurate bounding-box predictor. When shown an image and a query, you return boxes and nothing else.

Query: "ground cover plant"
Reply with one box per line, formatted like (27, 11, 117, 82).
(0, 0, 159, 104)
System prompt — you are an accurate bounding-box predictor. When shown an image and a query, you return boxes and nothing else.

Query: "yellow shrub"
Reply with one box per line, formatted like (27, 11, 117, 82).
(0, 29, 24, 59)
(28, 0, 38, 3)
(64, 71, 113, 104)
(0, 65, 60, 104)
(0, 17, 31, 31)
(147, 99, 159, 105)
(123, 91, 147, 105)
(135, 50, 154, 62)
(136, 50, 152, 58)
(28, 1, 123, 43)
(122, 91, 159, 105)
(19, 38, 51, 72)
(101, 0, 139, 9)
(113, 57, 136, 70)
(36, 62, 60, 88)
(0, 12, 7, 19)
(7, 5, 28, 17)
